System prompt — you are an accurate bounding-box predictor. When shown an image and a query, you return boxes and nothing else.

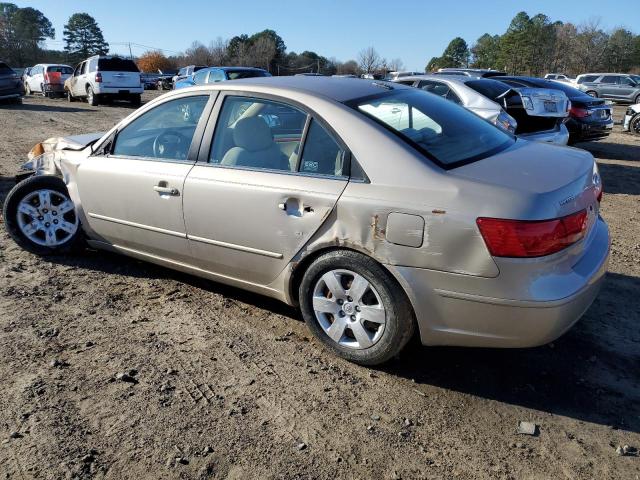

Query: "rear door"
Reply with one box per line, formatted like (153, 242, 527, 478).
(598, 76, 620, 98)
(71, 62, 88, 96)
(0, 62, 18, 93)
(98, 57, 141, 89)
(617, 76, 638, 100)
(182, 93, 349, 286)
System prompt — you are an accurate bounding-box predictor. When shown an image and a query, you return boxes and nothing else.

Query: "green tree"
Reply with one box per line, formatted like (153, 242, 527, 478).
(442, 37, 469, 67)
(471, 33, 500, 68)
(63, 13, 109, 62)
(606, 28, 635, 72)
(0, 3, 54, 66)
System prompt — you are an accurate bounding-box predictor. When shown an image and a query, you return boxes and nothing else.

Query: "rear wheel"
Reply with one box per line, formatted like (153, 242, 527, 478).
(3, 175, 84, 256)
(586, 90, 598, 97)
(40, 84, 46, 97)
(630, 113, 640, 136)
(86, 86, 98, 106)
(66, 90, 75, 102)
(299, 250, 415, 366)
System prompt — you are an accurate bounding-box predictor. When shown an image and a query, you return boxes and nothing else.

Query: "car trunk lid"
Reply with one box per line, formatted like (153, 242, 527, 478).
(499, 88, 569, 134)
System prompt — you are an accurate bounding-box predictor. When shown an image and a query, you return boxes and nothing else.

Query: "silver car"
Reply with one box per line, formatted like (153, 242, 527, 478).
(395, 75, 570, 145)
(3, 77, 610, 365)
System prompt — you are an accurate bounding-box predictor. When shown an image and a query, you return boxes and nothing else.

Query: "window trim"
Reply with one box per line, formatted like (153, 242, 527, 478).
(91, 91, 217, 165)
(196, 90, 352, 180)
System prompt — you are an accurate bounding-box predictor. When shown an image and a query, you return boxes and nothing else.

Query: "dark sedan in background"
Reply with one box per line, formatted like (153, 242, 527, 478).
(499, 76, 613, 144)
(0, 61, 23, 103)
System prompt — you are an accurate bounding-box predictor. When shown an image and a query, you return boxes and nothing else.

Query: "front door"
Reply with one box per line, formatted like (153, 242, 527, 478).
(76, 93, 212, 263)
(182, 94, 349, 286)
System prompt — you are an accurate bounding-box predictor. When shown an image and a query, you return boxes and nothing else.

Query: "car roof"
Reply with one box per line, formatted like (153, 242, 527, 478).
(224, 76, 409, 102)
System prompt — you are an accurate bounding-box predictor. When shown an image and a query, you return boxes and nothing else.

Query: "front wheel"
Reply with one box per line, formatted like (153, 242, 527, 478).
(630, 113, 640, 136)
(3, 175, 84, 256)
(299, 250, 415, 366)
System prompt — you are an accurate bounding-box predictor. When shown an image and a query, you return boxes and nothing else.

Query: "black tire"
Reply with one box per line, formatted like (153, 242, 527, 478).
(86, 86, 98, 106)
(130, 94, 141, 106)
(40, 84, 46, 97)
(299, 250, 415, 366)
(66, 90, 75, 102)
(586, 90, 598, 98)
(3, 175, 84, 256)
(630, 113, 640, 136)
(635, 94, 640, 105)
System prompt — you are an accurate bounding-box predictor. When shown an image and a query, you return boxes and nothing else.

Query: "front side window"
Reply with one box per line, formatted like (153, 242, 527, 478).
(352, 89, 513, 168)
(112, 96, 208, 160)
(620, 77, 635, 86)
(210, 96, 306, 172)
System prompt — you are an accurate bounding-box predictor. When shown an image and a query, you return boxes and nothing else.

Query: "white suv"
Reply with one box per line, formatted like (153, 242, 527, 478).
(65, 55, 143, 106)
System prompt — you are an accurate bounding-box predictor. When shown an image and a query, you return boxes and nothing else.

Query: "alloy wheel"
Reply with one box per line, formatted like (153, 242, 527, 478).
(16, 189, 78, 247)
(312, 269, 386, 349)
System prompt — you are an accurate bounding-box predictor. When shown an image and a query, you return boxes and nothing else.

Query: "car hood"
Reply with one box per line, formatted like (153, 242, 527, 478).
(23, 132, 105, 173)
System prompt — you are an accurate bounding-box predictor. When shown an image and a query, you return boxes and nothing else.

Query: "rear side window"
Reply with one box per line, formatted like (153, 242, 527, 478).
(98, 58, 140, 72)
(600, 76, 619, 84)
(298, 120, 346, 176)
(0, 62, 13, 74)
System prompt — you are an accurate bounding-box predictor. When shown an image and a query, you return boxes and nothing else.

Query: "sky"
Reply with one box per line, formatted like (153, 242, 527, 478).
(14, 0, 640, 70)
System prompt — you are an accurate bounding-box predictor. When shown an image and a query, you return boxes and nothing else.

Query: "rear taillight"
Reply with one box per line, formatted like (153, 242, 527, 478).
(95, 72, 102, 83)
(569, 106, 591, 118)
(476, 210, 588, 258)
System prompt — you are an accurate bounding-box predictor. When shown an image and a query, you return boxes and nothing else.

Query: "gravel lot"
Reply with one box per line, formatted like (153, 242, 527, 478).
(0, 92, 639, 480)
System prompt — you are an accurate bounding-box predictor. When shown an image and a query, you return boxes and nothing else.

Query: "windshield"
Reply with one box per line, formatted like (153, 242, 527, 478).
(351, 89, 514, 168)
(47, 65, 73, 74)
(465, 79, 511, 101)
(226, 70, 271, 80)
(0, 62, 14, 74)
(98, 58, 139, 72)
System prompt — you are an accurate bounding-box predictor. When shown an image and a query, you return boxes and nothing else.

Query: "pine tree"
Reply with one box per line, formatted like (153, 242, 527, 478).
(63, 13, 109, 62)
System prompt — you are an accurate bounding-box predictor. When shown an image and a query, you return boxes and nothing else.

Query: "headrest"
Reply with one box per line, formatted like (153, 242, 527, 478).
(233, 117, 273, 152)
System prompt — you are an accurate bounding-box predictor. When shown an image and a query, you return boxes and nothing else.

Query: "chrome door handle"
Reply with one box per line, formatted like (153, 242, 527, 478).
(154, 185, 179, 196)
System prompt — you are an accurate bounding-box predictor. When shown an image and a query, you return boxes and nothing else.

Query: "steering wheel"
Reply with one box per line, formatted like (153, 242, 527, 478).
(152, 130, 190, 159)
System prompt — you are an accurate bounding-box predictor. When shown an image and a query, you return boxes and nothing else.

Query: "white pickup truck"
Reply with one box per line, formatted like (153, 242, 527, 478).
(65, 55, 143, 106)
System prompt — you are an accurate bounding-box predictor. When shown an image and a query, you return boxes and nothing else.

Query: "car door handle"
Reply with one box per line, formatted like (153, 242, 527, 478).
(154, 185, 179, 196)
(278, 198, 313, 216)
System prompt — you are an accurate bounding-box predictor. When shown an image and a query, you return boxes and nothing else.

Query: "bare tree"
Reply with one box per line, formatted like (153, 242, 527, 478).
(388, 58, 405, 72)
(250, 36, 276, 70)
(357, 46, 381, 73)
(208, 37, 228, 66)
(184, 41, 211, 65)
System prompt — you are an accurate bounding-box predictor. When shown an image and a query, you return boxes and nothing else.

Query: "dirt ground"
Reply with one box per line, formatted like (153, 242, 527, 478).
(0, 92, 638, 480)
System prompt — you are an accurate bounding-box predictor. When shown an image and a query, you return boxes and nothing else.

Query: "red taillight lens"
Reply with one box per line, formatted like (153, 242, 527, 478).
(95, 72, 102, 83)
(569, 106, 590, 118)
(476, 210, 588, 258)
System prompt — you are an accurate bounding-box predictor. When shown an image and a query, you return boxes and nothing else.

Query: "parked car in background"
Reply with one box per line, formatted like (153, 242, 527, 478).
(623, 104, 640, 135)
(0, 61, 23, 103)
(395, 75, 570, 145)
(384, 71, 423, 81)
(544, 73, 575, 84)
(65, 56, 143, 106)
(434, 68, 506, 78)
(140, 73, 160, 89)
(174, 66, 271, 89)
(577, 73, 640, 104)
(24, 64, 73, 97)
(499, 76, 613, 144)
(4, 77, 609, 365)
(172, 65, 207, 88)
(156, 69, 178, 90)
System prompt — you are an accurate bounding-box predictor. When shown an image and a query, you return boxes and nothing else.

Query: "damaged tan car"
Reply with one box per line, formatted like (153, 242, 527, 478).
(4, 77, 610, 365)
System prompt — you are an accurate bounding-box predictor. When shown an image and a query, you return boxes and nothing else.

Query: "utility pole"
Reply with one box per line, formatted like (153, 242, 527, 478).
(128, 42, 133, 60)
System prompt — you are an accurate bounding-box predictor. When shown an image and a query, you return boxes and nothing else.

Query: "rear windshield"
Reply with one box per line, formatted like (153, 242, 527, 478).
(350, 89, 514, 168)
(47, 65, 73, 74)
(226, 70, 270, 80)
(98, 58, 139, 72)
(465, 79, 512, 101)
(0, 62, 14, 74)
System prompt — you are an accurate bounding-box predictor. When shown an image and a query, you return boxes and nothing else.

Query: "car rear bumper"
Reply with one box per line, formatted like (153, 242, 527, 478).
(93, 86, 143, 95)
(518, 123, 569, 145)
(567, 117, 614, 142)
(43, 83, 65, 93)
(387, 216, 610, 348)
